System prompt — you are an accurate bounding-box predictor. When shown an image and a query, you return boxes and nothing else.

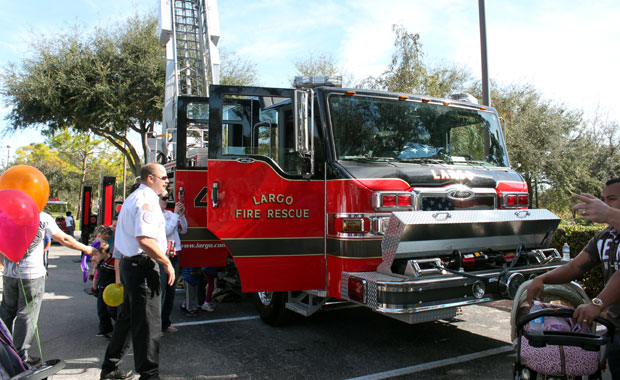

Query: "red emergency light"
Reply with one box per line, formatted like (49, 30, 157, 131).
(372, 192, 414, 211)
(502, 193, 529, 208)
(347, 277, 366, 304)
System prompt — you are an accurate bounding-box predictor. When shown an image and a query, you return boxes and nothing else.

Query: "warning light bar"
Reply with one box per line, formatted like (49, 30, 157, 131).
(294, 75, 342, 89)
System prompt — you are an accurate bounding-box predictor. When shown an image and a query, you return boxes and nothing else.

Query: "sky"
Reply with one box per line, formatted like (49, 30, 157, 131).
(1, 0, 619, 165)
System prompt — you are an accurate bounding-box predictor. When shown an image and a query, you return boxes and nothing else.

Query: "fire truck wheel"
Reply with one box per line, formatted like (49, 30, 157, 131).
(253, 291, 292, 326)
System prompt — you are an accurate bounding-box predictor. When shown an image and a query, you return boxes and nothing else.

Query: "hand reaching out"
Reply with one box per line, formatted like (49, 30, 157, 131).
(572, 193, 611, 223)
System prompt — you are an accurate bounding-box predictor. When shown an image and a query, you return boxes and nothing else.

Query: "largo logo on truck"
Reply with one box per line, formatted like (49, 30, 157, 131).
(431, 169, 476, 181)
(234, 193, 311, 219)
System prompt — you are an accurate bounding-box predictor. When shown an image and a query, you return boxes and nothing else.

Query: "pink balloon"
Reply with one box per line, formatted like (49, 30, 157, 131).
(0, 189, 40, 262)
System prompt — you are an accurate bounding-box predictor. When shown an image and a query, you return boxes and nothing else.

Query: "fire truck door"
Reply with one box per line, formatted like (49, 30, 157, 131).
(207, 86, 325, 293)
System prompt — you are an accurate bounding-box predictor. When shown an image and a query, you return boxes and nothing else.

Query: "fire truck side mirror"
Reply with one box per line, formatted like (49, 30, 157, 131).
(294, 90, 315, 178)
(294, 90, 310, 155)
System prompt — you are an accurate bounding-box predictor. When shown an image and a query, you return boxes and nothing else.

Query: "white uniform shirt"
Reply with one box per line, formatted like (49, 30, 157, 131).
(3, 212, 60, 279)
(114, 184, 166, 257)
(65, 215, 74, 228)
(163, 210, 188, 252)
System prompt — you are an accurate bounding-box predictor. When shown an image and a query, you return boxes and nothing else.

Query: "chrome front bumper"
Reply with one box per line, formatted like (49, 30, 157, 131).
(341, 262, 562, 324)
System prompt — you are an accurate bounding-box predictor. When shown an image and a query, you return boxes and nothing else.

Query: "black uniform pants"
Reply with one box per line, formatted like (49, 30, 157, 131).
(102, 255, 161, 379)
(96, 283, 117, 334)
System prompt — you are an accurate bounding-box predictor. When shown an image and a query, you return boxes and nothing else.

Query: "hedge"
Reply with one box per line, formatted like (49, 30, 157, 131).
(548, 221, 606, 297)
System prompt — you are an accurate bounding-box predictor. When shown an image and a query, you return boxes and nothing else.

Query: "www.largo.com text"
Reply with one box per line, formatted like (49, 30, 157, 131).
(181, 242, 226, 249)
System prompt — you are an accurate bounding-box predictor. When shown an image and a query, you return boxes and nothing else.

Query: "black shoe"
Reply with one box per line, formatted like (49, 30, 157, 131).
(96, 331, 111, 338)
(185, 309, 199, 317)
(100, 368, 134, 379)
(179, 303, 187, 313)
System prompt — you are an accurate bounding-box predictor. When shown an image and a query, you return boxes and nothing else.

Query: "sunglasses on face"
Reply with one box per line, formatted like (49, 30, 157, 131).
(151, 174, 169, 181)
(160, 196, 169, 201)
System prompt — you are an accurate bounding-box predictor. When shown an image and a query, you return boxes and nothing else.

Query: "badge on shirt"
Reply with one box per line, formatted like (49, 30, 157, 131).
(143, 203, 154, 224)
(143, 211, 154, 224)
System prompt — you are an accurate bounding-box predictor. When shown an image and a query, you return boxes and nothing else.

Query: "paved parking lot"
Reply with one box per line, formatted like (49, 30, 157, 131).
(0, 245, 612, 379)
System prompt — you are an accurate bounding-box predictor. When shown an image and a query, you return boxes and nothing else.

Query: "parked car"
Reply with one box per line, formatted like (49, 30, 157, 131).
(44, 199, 69, 234)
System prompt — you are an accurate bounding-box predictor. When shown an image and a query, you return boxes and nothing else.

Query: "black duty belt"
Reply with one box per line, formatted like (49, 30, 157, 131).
(121, 253, 147, 261)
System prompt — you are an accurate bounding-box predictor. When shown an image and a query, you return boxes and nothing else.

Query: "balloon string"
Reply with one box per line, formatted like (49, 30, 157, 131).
(16, 266, 45, 364)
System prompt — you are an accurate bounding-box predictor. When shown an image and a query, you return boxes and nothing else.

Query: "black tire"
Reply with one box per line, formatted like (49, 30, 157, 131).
(253, 291, 292, 326)
(513, 363, 539, 380)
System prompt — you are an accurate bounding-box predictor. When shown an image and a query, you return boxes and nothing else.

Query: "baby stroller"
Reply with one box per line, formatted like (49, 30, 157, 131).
(511, 280, 615, 380)
(0, 319, 64, 380)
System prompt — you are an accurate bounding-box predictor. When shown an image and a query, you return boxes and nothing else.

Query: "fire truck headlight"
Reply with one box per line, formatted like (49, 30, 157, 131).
(342, 218, 362, 232)
(342, 218, 366, 233)
(472, 281, 486, 299)
(348, 277, 366, 303)
(504, 273, 525, 300)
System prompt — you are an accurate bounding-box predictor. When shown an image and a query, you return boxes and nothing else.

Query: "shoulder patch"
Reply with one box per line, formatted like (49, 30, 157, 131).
(143, 211, 154, 224)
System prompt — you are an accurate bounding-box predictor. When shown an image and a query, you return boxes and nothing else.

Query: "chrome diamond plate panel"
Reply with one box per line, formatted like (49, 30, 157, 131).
(387, 308, 457, 324)
(377, 214, 406, 274)
(379, 209, 560, 269)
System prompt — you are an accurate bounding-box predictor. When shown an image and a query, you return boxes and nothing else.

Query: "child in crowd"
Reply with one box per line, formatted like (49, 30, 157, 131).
(84, 225, 113, 296)
(200, 267, 221, 312)
(94, 241, 117, 337)
(181, 267, 202, 317)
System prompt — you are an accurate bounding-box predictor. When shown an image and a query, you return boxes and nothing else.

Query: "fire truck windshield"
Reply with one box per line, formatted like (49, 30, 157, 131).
(328, 94, 509, 168)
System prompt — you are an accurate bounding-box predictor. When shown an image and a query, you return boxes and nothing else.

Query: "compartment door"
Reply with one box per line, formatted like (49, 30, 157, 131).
(207, 86, 325, 292)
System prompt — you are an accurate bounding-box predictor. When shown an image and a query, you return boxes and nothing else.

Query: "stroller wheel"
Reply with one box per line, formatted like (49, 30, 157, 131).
(513, 363, 538, 380)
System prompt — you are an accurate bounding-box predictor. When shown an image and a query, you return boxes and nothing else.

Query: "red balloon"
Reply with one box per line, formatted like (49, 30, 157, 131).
(0, 165, 50, 212)
(0, 189, 40, 262)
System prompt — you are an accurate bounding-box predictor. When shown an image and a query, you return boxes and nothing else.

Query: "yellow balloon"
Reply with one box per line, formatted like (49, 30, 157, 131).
(103, 283, 124, 307)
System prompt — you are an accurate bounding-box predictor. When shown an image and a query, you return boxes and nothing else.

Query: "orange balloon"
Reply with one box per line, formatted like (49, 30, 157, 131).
(0, 165, 50, 212)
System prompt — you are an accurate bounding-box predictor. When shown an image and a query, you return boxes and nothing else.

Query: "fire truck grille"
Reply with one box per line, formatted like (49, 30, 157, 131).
(419, 195, 495, 211)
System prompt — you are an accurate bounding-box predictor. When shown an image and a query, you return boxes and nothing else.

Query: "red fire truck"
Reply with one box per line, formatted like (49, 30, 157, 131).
(162, 77, 562, 325)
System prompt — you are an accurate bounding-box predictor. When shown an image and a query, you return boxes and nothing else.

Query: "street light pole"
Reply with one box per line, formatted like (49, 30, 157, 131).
(123, 144, 127, 200)
(478, 0, 491, 106)
(6, 145, 10, 167)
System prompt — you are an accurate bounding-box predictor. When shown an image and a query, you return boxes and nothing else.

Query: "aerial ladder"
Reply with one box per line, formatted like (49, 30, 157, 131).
(155, 0, 220, 164)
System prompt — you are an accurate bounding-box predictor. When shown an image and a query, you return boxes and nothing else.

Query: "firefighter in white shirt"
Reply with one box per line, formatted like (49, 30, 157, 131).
(100, 163, 174, 380)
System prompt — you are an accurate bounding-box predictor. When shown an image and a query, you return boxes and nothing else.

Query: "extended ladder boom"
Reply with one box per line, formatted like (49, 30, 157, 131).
(155, 0, 220, 163)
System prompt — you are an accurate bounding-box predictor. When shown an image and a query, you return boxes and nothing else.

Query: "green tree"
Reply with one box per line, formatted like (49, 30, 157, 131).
(219, 49, 259, 86)
(291, 52, 354, 87)
(1, 14, 164, 176)
(46, 129, 108, 220)
(360, 25, 472, 97)
(12, 130, 133, 221)
(13, 144, 68, 199)
(484, 83, 586, 210)
(294, 52, 339, 77)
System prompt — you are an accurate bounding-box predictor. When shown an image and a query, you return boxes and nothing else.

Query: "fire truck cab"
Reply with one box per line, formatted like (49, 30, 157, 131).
(166, 77, 562, 325)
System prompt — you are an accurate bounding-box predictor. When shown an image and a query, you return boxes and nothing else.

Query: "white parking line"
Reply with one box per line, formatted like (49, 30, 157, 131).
(344, 345, 513, 380)
(171, 315, 260, 327)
